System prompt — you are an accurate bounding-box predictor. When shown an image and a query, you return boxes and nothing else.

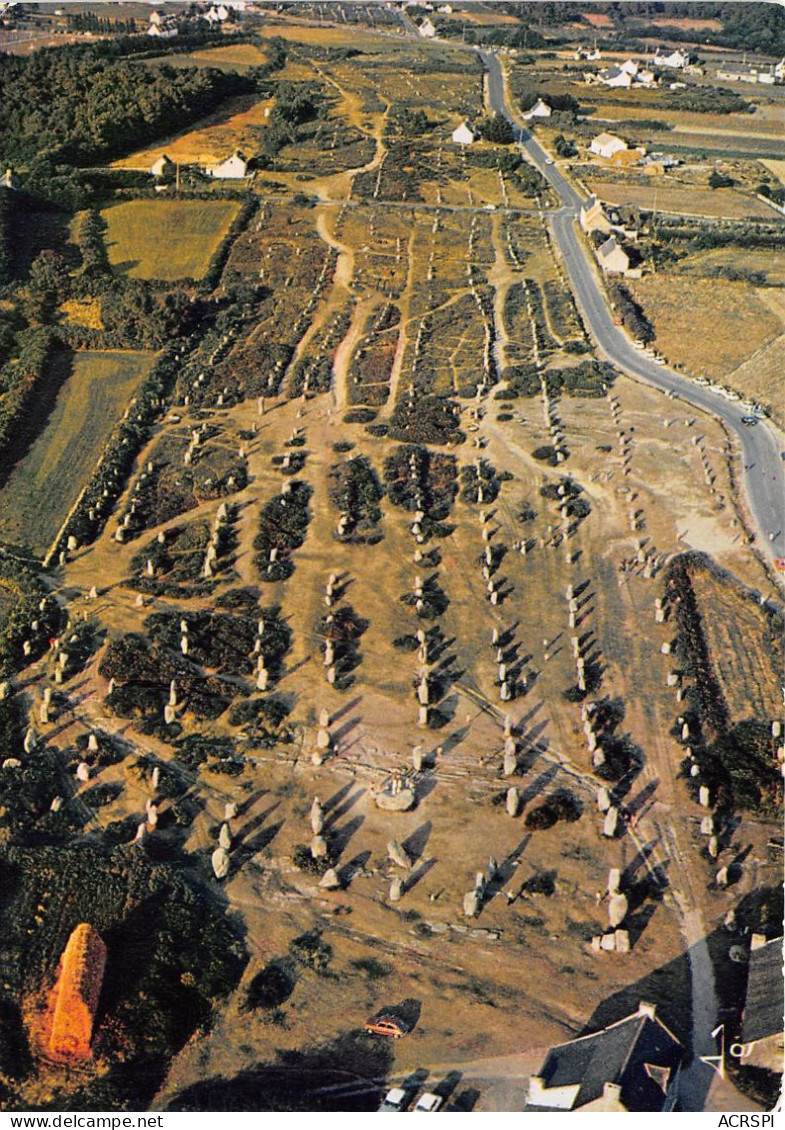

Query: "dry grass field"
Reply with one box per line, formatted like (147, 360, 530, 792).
(690, 567, 782, 723)
(151, 43, 268, 71)
(113, 95, 272, 170)
(102, 199, 240, 280)
(628, 275, 782, 381)
(585, 180, 774, 221)
(0, 350, 155, 554)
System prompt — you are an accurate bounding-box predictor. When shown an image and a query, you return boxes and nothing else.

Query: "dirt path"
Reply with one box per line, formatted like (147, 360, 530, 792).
(331, 296, 374, 411)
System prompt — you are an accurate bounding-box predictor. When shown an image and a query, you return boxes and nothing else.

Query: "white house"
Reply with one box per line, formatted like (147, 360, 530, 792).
(653, 48, 690, 69)
(207, 151, 249, 179)
(149, 9, 164, 26)
(204, 4, 231, 25)
(452, 122, 476, 146)
(597, 236, 630, 275)
(151, 154, 174, 178)
(418, 17, 436, 38)
(523, 98, 553, 120)
(775, 57, 785, 82)
(580, 196, 612, 236)
(590, 132, 627, 160)
(595, 65, 634, 89)
(148, 21, 177, 38)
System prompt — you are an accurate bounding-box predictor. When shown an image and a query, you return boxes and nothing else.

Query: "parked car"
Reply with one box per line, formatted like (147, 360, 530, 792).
(364, 1013, 412, 1038)
(741, 416, 759, 426)
(414, 1092, 443, 1112)
(378, 1087, 410, 1111)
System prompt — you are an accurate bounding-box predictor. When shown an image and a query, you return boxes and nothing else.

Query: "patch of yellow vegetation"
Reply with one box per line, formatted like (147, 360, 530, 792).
(60, 298, 103, 330)
(630, 275, 781, 380)
(113, 95, 273, 170)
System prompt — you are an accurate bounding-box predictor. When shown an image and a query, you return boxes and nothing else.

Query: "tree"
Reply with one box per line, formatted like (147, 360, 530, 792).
(709, 170, 734, 190)
(481, 113, 514, 145)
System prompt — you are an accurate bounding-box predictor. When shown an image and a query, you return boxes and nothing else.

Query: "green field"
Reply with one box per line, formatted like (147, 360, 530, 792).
(102, 198, 240, 280)
(0, 350, 155, 554)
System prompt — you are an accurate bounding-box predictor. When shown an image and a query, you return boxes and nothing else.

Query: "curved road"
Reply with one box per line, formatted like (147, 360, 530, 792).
(480, 50, 785, 567)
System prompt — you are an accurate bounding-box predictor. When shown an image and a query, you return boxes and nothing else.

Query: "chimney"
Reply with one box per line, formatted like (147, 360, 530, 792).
(528, 1076, 546, 1101)
(637, 1001, 657, 1019)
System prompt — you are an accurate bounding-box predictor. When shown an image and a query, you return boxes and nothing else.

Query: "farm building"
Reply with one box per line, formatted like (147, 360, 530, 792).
(48, 924, 107, 1062)
(148, 20, 178, 38)
(574, 45, 601, 61)
(418, 17, 437, 38)
(738, 935, 784, 1073)
(590, 132, 627, 160)
(204, 4, 231, 24)
(207, 151, 249, 179)
(718, 60, 772, 83)
(523, 98, 553, 120)
(597, 236, 631, 276)
(150, 154, 174, 178)
(525, 1002, 683, 1112)
(653, 48, 690, 69)
(452, 122, 477, 146)
(592, 64, 634, 89)
(580, 196, 612, 236)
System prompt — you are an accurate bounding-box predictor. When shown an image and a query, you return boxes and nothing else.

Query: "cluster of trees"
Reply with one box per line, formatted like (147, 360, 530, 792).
(328, 455, 385, 543)
(100, 632, 232, 729)
(253, 481, 312, 582)
(0, 328, 58, 485)
(0, 557, 61, 678)
(607, 280, 655, 344)
(258, 81, 325, 163)
(479, 114, 514, 146)
(0, 190, 14, 287)
(383, 444, 457, 521)
(390, 394, 464, 446)
(0, 50, 251, 165)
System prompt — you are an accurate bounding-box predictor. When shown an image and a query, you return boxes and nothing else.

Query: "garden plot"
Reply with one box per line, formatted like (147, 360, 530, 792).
(585, 181, 774, 222)
(0, 350, 154, 555)
(101, 199, 240, 281)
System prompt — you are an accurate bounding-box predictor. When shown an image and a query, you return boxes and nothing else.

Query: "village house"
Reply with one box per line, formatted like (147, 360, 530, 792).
(451, 121, 477, 146)
(588, 58, 656, 89)
(580, 196, 612, 236)
(526, 1002, 683, 1112)
(574, 44, 601, 62)
(418, 17, 436, 38)
(48, 924, 107, 1063)
(653, 47, 690, 69)
(150, 154, 175, 178)
(716, 56, 784, 84)
(204, 4, 231, 25)
(148, 19, 178, 38)
(522, 98, 553, 120)
(590, 132, 628, 160)
(609, 145, 646, 168)
(207, 150, 249, 178)
(1, 167, 18, 190)
(597, 235, 631, 276)
(737, 935, 784, 1074)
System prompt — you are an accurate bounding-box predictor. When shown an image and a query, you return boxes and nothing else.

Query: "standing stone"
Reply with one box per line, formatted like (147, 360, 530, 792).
(212, 847, 230, 880)
(389, 876, 405, 903)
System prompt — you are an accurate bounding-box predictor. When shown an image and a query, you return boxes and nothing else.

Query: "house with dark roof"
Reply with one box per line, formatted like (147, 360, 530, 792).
(738, 935, 784, 1073)
(526, 1001, 683, 1112)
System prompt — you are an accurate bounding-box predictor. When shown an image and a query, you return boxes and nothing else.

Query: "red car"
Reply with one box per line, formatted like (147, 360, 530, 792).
(364, 1013, 411, 1038)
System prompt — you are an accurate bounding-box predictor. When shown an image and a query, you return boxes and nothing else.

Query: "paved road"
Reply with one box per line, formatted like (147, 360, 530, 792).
(480, 49, 785, 566)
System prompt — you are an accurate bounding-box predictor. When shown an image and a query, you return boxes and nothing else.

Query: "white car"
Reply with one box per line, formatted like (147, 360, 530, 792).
(653, 357, 666, 366)
(378, 1088, 409, 1112)
(544, 157, 554, 165)
(414, 1092, 443, 1112)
